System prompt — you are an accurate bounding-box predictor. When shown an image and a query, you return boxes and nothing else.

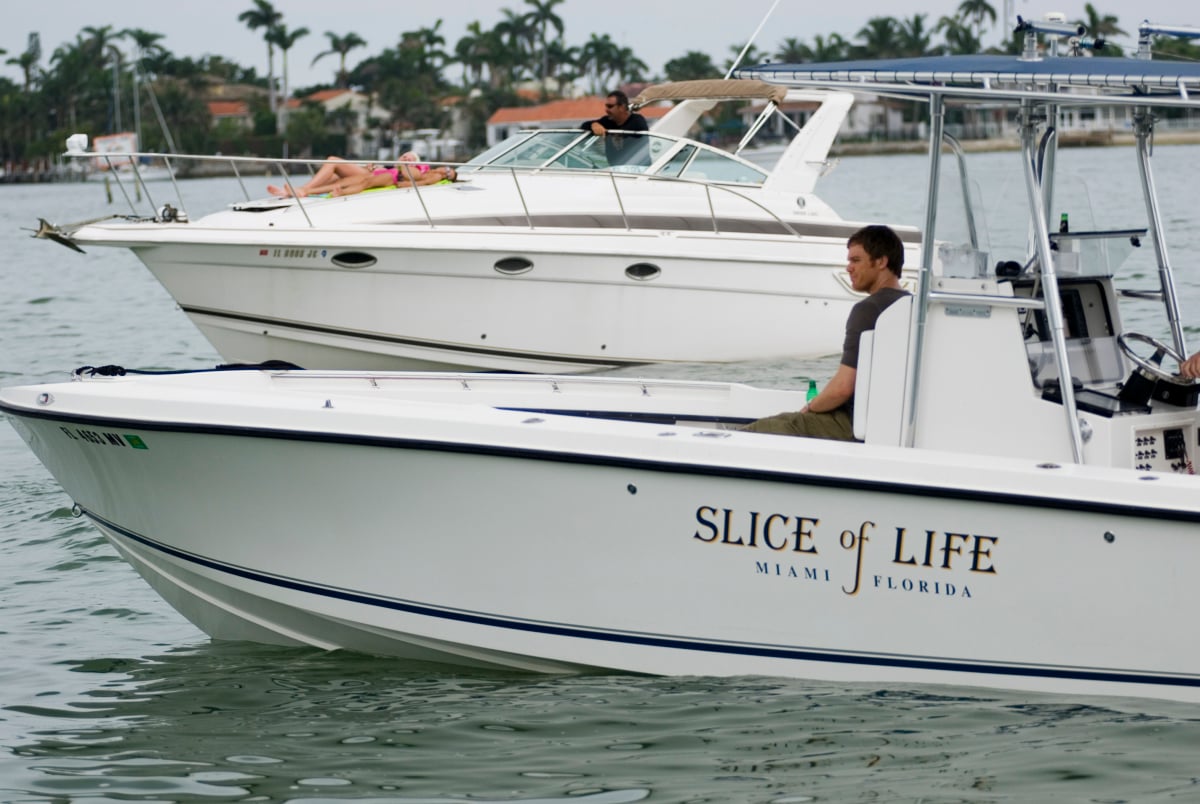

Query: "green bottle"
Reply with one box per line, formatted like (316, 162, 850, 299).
(806, 378, 818, 401)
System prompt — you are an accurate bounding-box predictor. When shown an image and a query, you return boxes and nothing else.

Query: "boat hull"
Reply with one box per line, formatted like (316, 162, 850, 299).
(124, 227, 864, 372)
(5, 371, 1200, 701)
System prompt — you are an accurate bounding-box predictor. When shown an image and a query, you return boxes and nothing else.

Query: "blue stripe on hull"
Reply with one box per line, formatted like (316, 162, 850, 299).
(85, 508, 1200, 692)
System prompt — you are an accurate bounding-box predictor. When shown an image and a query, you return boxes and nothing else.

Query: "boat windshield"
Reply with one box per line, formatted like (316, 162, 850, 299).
(463, 129, 768, 185)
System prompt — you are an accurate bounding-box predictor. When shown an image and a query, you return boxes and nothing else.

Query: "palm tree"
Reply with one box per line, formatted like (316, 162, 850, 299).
(413, 21, 450, 75)
(615, 46, 649, 84)
(1078, 3, 1126, 39)
(80, 27, 125, 133)
(580, 33, 619, 94)
(665, 50, 719, 81)
(725, 42, 768, 76)
(312, 31, 367, 88)
(496, 7, 538, 84)
(238, 0, 283, 113)
(267, 23, 310, 147)
(956, 0, 998, 44)
(121, 29, 167, 71)
(775, 37, 814, 64)
(6, 46, 39, 93)
(454, 21, 490, 87)
(937, 16, 983, 55)
(811, 33, 850, 62)
(898, 14, 935, 57)
(855, 17, 903, 59)
(545, 39, 580, 96)
(46, 35, 94, 131)
(523, 0, 566, 92)
(119, 28, 169, 150)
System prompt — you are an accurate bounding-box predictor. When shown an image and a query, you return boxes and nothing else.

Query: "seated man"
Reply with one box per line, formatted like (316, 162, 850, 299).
(741, 224, 910, 441)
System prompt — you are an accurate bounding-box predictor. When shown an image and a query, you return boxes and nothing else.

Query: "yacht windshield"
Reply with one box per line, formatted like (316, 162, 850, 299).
(466, 129, 769, 185)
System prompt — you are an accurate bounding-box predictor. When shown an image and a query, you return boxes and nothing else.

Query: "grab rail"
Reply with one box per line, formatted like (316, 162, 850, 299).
(66, 150, 812, 241)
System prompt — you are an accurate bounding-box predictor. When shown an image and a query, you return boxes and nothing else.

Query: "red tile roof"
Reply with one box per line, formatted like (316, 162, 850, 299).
(208, 100, 249, 117)
(306, 88, 353, 103)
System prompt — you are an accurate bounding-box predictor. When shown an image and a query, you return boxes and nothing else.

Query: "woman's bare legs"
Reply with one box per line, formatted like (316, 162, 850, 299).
(268, 156, 370, 197)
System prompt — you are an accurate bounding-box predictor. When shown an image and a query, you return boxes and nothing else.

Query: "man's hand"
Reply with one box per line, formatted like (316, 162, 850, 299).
(1181, 352, 1200, 379)
(589, 122, 607, 136)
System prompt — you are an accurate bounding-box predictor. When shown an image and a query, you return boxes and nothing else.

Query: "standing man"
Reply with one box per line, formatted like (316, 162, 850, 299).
(741, 224, 911, 441)
(582, 90, 649, 166)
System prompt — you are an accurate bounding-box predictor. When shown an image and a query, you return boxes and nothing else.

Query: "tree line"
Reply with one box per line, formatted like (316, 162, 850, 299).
(0, 0, 1194, 170)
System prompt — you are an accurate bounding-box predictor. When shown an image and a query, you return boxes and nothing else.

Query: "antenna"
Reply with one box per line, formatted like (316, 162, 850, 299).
(725, 0, 782, 79)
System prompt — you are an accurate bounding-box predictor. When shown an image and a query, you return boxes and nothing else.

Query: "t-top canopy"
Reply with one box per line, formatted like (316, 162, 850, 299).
(631, 79, 789, 109)
(737, 55, 1200, 105)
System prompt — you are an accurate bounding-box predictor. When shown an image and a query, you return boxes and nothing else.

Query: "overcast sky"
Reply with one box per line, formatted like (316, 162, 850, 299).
(2, 0, 1195, 89)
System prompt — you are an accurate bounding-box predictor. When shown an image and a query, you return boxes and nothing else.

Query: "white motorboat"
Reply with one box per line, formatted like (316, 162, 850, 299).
(37, 80, 920, 374)
(10, 22, 1200, 702)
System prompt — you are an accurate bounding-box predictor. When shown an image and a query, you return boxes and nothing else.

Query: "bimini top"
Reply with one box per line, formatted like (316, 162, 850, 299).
(737, 55, 1200, 107)
(631, 79, 788, 109)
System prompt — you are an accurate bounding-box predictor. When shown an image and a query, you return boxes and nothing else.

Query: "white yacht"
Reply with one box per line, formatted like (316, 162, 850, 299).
(38, 80, 918, 373)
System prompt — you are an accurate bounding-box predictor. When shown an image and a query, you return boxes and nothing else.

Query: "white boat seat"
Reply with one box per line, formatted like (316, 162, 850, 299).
(852, 295, 913, 445)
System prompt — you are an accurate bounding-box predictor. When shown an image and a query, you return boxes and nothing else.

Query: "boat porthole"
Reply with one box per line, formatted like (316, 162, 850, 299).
(625, 262, 661, 281)
(494, 256, 533, 275)
(331, 251, 377, 269)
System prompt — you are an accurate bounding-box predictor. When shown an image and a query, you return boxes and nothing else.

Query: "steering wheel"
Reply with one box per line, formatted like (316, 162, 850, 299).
(1117, 332, 1190, 383)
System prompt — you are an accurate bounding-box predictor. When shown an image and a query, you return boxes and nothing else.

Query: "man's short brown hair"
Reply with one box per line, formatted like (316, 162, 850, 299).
(848, 225, 904, 278)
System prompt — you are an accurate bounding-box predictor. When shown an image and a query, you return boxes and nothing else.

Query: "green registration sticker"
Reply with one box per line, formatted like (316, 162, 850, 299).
(124, 435, 149, 450)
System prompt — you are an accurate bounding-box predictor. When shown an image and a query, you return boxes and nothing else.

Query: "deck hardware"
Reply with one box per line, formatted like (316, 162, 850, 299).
(36, 393, 53, 406)
(1037, 462, 1060, 469)
(522, 417, 544, 424)
(627, 484, 638, 495)
(323, 399, 333, 408)
(1104, 531, 1116, 543)
(946, 304, 992, 318)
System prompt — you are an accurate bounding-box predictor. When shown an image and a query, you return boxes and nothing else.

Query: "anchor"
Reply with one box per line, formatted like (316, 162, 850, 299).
(29, 218, 86, 253)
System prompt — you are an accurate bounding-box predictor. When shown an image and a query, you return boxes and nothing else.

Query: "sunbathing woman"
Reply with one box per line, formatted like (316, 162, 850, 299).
(267, 151, 429, 198)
